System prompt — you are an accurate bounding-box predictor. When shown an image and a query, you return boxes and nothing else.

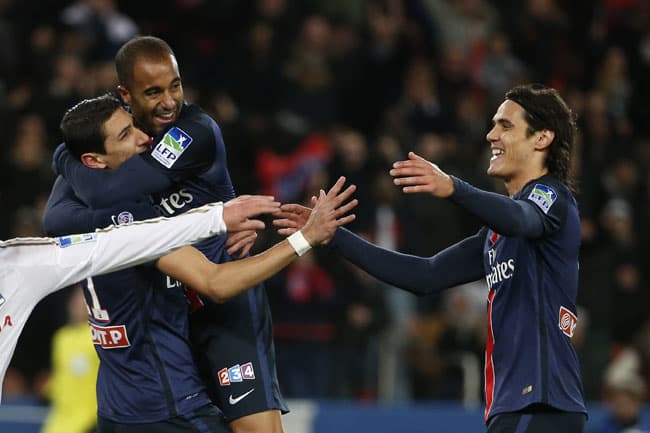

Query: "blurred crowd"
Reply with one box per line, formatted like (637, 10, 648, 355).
(2, 0, 649, 419)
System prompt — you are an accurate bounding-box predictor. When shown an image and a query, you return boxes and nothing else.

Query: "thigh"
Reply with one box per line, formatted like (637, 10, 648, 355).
(97, 405, 232, 433)
(190, 287, 288, 422)
(486, 411, 586, 433)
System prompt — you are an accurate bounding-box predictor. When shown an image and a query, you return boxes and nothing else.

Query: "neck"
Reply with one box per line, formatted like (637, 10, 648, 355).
(504, 167, 549, 197)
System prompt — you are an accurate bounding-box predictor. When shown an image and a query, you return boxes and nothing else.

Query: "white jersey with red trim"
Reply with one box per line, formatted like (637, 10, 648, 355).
(0, 203, 226, 403)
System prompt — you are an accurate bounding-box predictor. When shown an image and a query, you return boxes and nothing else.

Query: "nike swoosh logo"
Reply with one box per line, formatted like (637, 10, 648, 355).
(229, 388, 255, 405)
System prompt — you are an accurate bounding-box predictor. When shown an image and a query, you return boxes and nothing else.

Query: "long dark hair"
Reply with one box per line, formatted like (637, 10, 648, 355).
(505, 84, 578, 191)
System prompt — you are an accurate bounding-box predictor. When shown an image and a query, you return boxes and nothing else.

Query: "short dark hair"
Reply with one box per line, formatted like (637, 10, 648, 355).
(505, 84, 578, 190)
(61, 94, 122, 160)
(115, 36, 175, 89)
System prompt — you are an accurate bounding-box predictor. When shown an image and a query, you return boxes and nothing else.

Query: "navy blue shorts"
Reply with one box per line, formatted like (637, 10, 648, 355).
(487, 405, 586, 433)
(190, 285, 288, 422)
(97, 404, 231, 433)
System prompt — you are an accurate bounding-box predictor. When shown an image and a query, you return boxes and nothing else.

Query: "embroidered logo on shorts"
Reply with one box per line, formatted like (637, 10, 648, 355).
(558, 306, 577, 338)
(151, 126, 193, 168)
(57, 233, 98, 248)
(218, 362, 256, 386)
(528, 184, 557, 214)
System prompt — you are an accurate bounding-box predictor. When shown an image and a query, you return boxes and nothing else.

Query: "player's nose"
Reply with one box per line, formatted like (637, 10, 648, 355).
(160, 91, 176, 110)
(486, 126, 498, 143)
(135, 128, 150, 145)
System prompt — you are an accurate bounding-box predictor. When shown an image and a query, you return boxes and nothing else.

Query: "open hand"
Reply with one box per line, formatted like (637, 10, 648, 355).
(389, 152, 455, 198)
(223, 195, 280, 233)
(225, 229, 258, 258)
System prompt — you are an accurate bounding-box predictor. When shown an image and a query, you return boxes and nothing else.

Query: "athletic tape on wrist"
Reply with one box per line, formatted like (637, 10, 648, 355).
(287, 231, 312, 256)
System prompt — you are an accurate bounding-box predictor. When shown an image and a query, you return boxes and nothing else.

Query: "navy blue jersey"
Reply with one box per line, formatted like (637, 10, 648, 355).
(54, 102, 286, 419)
(481, 175, 585, 421)
(326, 173, 586, 424)
(43, 178, 213, 423)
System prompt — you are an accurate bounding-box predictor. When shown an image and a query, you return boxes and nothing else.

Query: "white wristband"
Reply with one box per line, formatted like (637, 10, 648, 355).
(287, 231, 312, 256)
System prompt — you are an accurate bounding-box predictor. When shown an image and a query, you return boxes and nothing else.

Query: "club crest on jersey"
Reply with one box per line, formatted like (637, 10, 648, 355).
(58, 233, 98, 248)
(112, 211, 134, 225)
(528, 184, 557, 214)
(218, 362, 256, 386)
(558, 306, 577, 338)
(151, 126, 193, 168)
(488, 231, 500, 246)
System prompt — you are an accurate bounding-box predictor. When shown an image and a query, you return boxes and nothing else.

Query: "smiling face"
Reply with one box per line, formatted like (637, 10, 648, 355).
(96, 108, 151, 169)
(485, 100, 552, 194)
(119, 53, 183, 136)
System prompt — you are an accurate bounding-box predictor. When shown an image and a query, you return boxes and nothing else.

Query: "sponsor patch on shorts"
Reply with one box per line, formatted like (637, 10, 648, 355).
(151, 126, 193, 168)
(57, 233, 98, 248)
(528, 184, 557, 214)
(558, 306, 577, 338)
(218, 362, 256, 386)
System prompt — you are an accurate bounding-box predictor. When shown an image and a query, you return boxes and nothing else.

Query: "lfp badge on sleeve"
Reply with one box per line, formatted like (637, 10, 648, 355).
(152, 127, 193, 168)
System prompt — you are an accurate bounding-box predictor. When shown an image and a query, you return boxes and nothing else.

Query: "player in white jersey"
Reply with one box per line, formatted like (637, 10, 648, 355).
(0, 197, 277, 403)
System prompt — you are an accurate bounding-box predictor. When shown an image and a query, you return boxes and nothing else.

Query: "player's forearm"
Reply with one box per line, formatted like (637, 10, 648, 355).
(56, 146, 172, 208)
(88, 203, 226, 276)
(328, 228, 485, 295)
(450, 177, 544, 237)
(204, 240, 300, 303)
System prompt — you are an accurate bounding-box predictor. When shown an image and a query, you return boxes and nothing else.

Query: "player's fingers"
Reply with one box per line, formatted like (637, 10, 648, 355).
(249, 202, 281, 216)
(408, 151, 428, 162)
(311, 196, 318, 206)
(334, 199, 358, 217)
(226, 233, 257, 256)
(272, 218, 299, 228)
(335, 214, 356, 226)
(236, 242, 254, 259)
(401, 185, 428, 194)
(277, 227, 298, 236)
(389, 165, 429, 177)
(326, 176, 347, 198)
(279, 203, 309, 213)
(332, 184, 357, 206)
(237, 219, 266, 231)
(393, 176, 430, 186)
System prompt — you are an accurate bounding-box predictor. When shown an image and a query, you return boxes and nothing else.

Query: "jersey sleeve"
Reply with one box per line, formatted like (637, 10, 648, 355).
(141, 114, 218, 183)
(54, 144, 173, 208)
(43, 176, 159, 236)
(519, 178, 569, 236)
(449, 176, 547, 238)
(53, 202, 228, 289)
(327, 227, 486, 295)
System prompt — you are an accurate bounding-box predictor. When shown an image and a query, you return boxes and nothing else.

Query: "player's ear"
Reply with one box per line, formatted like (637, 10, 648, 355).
(81, 152, 108, 169)
(535, 129, 554, 151)
(117, 85, 131, 106)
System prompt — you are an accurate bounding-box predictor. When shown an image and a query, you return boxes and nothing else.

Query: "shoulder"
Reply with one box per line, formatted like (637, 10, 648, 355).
(177, 103, 219, 131)
(149, 104, 220, 169)
(520, 174, 573, 216)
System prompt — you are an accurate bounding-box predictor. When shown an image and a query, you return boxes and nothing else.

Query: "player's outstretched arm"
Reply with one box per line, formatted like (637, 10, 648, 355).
(156, 177, 357, 303)
(389, 152, 549, 237)
(53, 202, 230, 290)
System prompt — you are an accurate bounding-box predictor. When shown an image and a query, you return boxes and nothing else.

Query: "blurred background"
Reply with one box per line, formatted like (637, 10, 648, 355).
(1, 0, 650, 432)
